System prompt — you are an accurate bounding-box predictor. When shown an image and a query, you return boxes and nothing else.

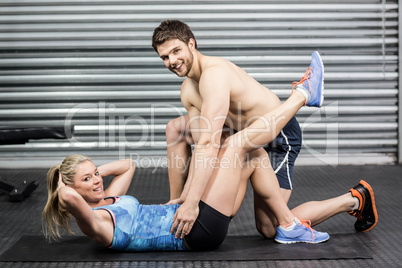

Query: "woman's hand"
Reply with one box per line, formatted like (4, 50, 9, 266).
(56, 172, 66, 191)
(102, 159, 135, 197)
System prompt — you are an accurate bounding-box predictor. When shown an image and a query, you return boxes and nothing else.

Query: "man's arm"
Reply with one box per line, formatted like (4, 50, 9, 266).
(171, 67, 231, 238)
(165, 108, 199, 205)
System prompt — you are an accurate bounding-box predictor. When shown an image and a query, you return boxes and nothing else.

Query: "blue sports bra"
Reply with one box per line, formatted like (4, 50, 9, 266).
(92, 195, 184, 251)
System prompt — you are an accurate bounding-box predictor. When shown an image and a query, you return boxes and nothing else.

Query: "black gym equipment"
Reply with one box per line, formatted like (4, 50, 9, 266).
(0, 126, 74, 201)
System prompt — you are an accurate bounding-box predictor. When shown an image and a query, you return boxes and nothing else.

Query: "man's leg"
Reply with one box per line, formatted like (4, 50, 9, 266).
(290, 180, 378, 232)
(254, 173, 377, 234)
(290, 193, 356, 226)
(166, 115, 193, 199)
(253, 187, 355, 237)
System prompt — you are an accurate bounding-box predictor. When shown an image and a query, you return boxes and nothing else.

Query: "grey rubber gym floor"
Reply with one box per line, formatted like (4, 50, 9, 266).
(0, 164, 401, 268)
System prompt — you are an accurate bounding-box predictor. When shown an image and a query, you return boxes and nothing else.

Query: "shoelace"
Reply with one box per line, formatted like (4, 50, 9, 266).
(291, 67, 313, 94)
(298, 219, 315, 243)
(350, 210, 364, 221)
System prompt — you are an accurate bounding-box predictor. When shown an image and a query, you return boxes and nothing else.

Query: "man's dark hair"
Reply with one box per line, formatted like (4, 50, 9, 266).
(152, 20, 197, 52)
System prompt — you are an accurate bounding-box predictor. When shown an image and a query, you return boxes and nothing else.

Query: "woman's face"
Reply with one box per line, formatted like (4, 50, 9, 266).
(71, 160, 105, 203)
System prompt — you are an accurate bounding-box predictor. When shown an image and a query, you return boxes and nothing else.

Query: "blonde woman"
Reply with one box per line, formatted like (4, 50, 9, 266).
(42, 150, 330, 252)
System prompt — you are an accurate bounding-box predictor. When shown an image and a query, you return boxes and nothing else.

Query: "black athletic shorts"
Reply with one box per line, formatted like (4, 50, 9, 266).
(263, 116, 302, 190)
(183, 201, 231, 251)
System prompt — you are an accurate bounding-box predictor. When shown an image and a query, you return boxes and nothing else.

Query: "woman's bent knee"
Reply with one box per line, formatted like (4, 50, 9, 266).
(222, 134, 247, 155)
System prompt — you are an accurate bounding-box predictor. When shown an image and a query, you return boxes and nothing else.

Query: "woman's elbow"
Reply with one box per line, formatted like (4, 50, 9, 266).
(127, 159, 136, 173)
(58, 187, 79, 208)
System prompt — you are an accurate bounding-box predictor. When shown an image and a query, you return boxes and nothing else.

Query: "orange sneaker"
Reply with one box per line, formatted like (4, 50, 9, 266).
(348, 180, 378, 232)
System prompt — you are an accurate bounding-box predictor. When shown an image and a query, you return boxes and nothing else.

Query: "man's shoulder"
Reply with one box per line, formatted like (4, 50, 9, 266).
(181, 77, 198, 90)
(201, 57, 236, 78)
(204, 56, 230, 69)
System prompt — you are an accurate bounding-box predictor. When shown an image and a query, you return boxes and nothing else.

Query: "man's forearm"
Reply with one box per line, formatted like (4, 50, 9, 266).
(179, 155, 195, 200)
(183, 146, 219, 204)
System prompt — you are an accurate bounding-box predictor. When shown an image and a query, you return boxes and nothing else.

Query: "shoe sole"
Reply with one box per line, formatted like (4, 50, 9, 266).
(275, 235, 330, 244)
(359, 179, 378, 232)
(314, 51, 325, 107)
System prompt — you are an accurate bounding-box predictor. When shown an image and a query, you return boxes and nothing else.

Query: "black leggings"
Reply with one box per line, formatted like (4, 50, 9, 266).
(184, 201, 231, 251)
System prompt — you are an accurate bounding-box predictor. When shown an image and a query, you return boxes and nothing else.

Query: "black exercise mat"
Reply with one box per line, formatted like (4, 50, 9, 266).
(0, 234, 371, 262)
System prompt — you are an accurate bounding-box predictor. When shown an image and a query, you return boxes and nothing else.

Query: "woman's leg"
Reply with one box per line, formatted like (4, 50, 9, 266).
(183, 145, 250, 251)
(250, 152, 294, 237)
(199, 50, 324, 214)
(199, 144, 247, 217)
(199, 143, 329, 244)
(235, 51, 324, 153)
(253, 188, 291, 238)
(198, 89, 306, 217)
(200, 146, 293, 225)
(236, 91, 306, 153)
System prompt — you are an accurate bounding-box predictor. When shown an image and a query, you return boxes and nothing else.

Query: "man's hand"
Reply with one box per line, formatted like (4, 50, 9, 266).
(165, 197, 184, 205)
(170, 200, 199, 239)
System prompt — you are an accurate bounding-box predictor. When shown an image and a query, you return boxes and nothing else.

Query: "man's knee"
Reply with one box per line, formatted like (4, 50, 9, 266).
(166, 117, 185, 144)
(256, 221, 277, 239)
(254, 198, 278, 239)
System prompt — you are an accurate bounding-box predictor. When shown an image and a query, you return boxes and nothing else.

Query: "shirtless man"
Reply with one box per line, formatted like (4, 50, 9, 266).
(151, 20, 377, 243)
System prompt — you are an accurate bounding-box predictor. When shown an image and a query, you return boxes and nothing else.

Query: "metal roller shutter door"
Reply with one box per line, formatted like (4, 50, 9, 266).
(0, 0, 398, 168)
